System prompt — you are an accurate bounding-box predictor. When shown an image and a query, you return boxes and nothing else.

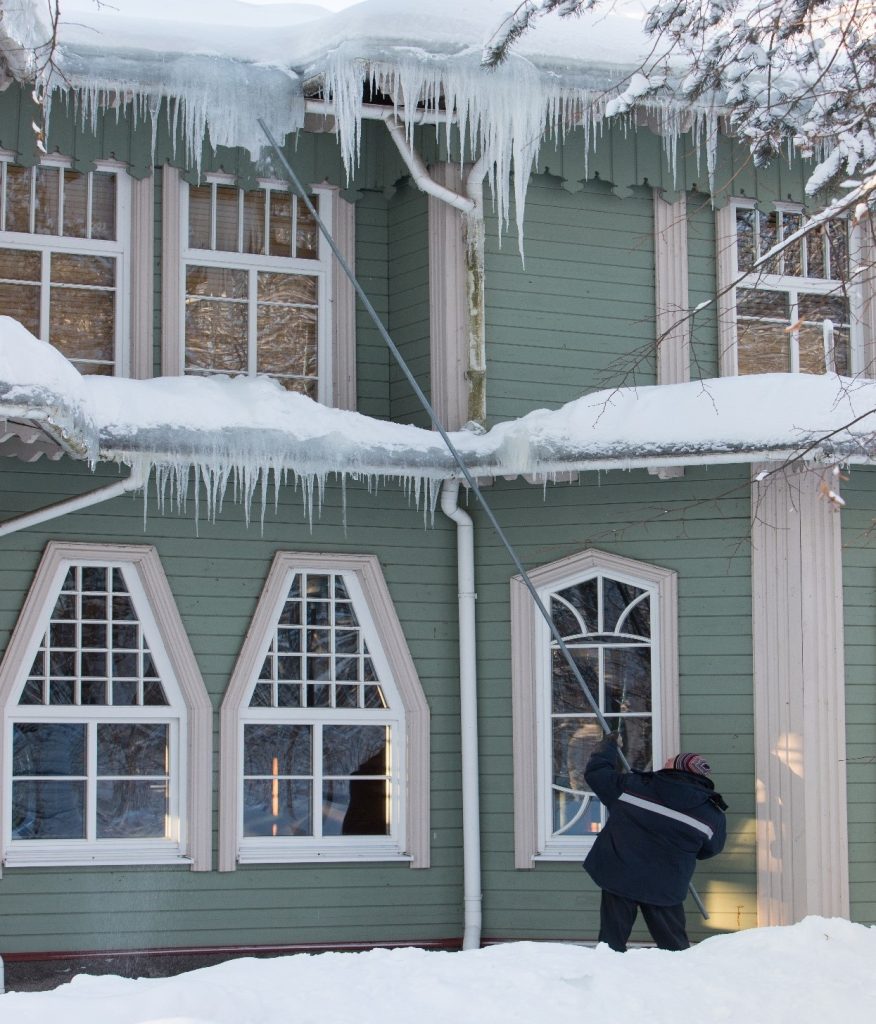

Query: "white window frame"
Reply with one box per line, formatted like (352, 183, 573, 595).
(0, 543, 212, 872)
(511, 549, 679, 867)
(717, 197, 862, 376)
(219, 552, 429, 870)
(0, 151, 152, 378)
(167, 172, 348, 404)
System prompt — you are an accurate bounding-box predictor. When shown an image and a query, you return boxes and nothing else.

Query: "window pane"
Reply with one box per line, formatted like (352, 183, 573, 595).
(258, 272, 317, 305)
(807, 226, 827, 278)
(268, 189, 292, 257)
(97, 723, 168, 775)
(735, 208, 756, 271)
(604, 647, 652, 714)
(551, 648, 598, 714)
(554, 579, 598, 634)
(831, 328, 850, 375)
(0, 281, 40, 335)
(185, 300, 248, 372)
(552, 718, 602, 795)
(603, 579, 648, 636)
(63, 169, 88, 238)
(781, 212, 803, 276)
(90, 172, 116, 240)
(13, 721, 86, 775)
(827, 219, 848, 280)
(12, 780, 86, 839)
(5, 163, 31, 233)
(188, 185, 211, 249)
(758, 210, 779, 271)
(34, 166, 60, 235)
(257, 304, 317, 377)
(799, 293, 849, 325)
(96, 779, 168, 838)
(296, 195, 319, 259)
(323, 725, 388, 777)
(0, 246, 40, 281)
(553, 785, 602, 837)
(737, 321, 789, 374)
(798, 325, 828, 375)
(52, 252, 115, 287)
(244, 723, 312, 776)
(737, 288, 788, 319)
(242, 188, 265, 255)
(215, 185, 239, 252)
(186, 265, 247, 298)
(50, 286, 114, 366)
(243, 778, 311, 836)
(615, 716, 652, 772)
(323, 778, 390, 836)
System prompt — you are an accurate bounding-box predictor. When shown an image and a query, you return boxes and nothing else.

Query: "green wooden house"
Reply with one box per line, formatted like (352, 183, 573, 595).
(0, 0, 874, 975)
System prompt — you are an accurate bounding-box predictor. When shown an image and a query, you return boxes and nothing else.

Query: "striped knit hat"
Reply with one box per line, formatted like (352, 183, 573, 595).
(672, 753, 712, 777)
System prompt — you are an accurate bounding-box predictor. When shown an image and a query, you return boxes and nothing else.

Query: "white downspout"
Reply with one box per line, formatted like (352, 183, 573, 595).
(440, 478, 482, 950)
(0, 466, 147, 538)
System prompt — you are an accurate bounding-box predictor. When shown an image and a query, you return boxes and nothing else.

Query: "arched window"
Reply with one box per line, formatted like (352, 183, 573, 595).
(511, 550, 679, 866)
(0, 543, 212, 870)
(219, 553, 429, 869)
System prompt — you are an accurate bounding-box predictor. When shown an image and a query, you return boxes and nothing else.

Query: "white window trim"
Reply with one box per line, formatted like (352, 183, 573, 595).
(162, 169, 356, 407)
(717, 197, 864, 376)
(428, 163, 469, 430)
(0, 152, 151, 379)
(219, 552, 429, 870)
(654, 190, 690, 386)
(0, 542, 213, 873)
(511, 549, 679, 868)
(751, 463, 849, 923)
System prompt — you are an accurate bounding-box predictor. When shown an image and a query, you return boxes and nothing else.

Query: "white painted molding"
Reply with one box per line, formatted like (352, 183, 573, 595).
(129, 173, 155, 379)
(654, 191, 690, 385)
(329, 188, 357, 410)
(852, 215, 876, 377)
(160, 165, 183, 375)
(219, 552, 430, 871)
(751, 464, 849, 924)
(510, 548, 679, 869)
(715, 202, 739, 377)
(428, 163, 469, 431)
(0, 542, 213, 872)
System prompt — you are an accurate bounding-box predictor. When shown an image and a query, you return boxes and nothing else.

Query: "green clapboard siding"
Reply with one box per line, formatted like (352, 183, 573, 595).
(841, 468, 876, 925)
(484, 175, 657, 424)
(467, 466, 755, 944)
(686, 191, 720, 381)
(0, 459, 462, 953)
(387, 180, 430, 426)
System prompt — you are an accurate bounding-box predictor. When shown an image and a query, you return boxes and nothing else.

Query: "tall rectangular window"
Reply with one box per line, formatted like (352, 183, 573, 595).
(0, 156, 130, 375)
(181, 178, 331, 399)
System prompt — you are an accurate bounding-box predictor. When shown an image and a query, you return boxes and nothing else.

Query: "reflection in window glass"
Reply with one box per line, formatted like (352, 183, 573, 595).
(548, 575, 653, 838)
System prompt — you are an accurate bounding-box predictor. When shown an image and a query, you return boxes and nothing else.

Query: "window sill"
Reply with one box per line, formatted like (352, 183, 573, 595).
(238, 843, 412, 865)
(4, 843, 191, 868)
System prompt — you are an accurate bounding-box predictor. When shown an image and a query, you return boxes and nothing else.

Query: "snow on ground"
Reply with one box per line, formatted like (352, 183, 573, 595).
(2, 917, 876, 1023)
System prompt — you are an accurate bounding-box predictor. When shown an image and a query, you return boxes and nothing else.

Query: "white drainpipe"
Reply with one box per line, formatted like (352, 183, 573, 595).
(0, 466, 147, 538)
(440, 478, 482, 950)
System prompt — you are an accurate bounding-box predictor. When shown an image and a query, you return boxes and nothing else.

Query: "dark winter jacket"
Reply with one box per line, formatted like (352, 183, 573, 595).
(583, 739, 727, 907)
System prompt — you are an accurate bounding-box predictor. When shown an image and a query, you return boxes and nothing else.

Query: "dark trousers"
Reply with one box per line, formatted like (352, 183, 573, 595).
(598, 890, 690, 952)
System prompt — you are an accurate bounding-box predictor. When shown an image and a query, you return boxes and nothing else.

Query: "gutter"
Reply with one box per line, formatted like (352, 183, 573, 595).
(0, 465, 147, 539)
(440, 479, 482, 950)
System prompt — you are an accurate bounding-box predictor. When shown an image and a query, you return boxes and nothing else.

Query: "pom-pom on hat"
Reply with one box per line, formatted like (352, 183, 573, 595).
(671, 753, 711, 777)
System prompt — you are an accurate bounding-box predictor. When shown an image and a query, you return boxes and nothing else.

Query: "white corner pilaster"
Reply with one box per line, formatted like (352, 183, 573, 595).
(751, 463, 849, 925)
(428, 163, 469, 430)
(328, 187, 357, 410)
(654, 191, 690, 386)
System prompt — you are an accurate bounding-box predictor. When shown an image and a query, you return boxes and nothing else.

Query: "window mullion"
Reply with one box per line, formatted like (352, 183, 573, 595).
(86, 172, 93, 241)
(248, 267, 258, 375)
(210, 182, 217, 251)
(790, 292, 800, 373)
(39, 250, 51, 343)
(58, 167, 65, 237)
(314, 722, 323, 839)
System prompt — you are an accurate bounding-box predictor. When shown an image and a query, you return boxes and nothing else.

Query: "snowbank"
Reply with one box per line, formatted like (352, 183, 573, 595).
(2, 917, 876, 1022)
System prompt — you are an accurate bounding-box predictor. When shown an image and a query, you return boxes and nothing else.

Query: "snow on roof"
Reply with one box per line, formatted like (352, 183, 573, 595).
(23, 0, 703, 245)
(3, 320, 876, 518)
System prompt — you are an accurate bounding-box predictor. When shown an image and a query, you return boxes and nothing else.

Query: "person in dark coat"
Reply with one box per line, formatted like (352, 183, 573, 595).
(583, 733, 727, 952)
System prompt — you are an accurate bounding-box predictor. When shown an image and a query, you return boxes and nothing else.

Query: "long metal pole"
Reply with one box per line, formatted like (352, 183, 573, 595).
(259, 120, 709, 920)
